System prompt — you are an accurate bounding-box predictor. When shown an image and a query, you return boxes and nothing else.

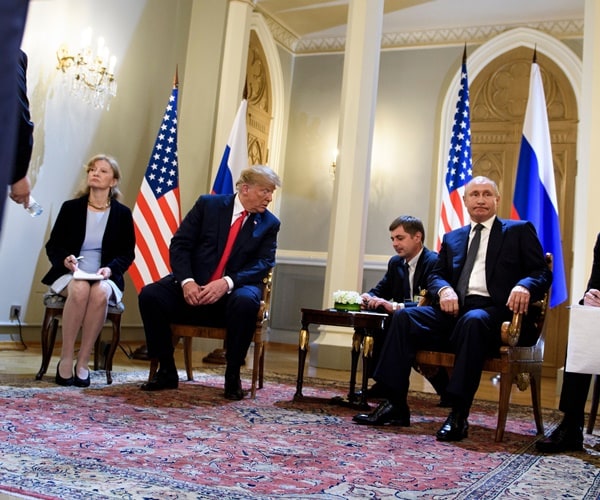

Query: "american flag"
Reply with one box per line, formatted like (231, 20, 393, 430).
(129, 82, 181, 292)
(436, 47, 473, 250)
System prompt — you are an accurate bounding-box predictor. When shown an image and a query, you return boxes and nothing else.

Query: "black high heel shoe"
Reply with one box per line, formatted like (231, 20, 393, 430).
(55, 361, 74, 387)
(73, 365, 91, 388)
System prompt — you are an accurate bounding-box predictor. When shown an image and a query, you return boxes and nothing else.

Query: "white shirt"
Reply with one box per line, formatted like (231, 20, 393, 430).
(406, 248, 423, 298)
(466, 216, 495, 297)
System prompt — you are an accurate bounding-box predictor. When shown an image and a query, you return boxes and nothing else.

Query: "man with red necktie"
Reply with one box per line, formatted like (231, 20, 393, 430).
(139, 165, 281, 400)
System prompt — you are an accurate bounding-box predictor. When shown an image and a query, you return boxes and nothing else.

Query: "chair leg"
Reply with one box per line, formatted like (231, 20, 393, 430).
(183, 337, 194, 381)
(36, 309, 58, 380)
(104, 313, 121, 385)
(529, 369, 544, 435)
(495, 372, 512, 442)
(251, 340, 262, 399)
(587, 375, 600, 434)
(258, 341, 265, 390)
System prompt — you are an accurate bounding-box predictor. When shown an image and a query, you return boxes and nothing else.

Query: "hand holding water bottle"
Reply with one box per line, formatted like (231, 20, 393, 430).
(24, 196, 43, 217)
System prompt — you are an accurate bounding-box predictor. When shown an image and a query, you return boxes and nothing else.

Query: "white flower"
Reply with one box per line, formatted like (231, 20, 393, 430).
(333, 290, 362, 305)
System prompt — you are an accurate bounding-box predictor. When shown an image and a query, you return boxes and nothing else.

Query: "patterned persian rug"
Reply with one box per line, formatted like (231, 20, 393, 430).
(0, 369, 599, 499)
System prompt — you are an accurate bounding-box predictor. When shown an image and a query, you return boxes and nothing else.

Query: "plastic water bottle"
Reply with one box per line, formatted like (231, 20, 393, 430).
(24, 196, 43, 217)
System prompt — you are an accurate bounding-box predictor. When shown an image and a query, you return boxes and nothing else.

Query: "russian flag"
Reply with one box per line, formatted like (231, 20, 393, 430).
(211, 99, 248, 194)
(511, 57, 567, 308)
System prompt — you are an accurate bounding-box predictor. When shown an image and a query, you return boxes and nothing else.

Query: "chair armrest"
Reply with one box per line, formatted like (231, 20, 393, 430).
(418, 289, 431, 307)
(500, 312, 523, 346)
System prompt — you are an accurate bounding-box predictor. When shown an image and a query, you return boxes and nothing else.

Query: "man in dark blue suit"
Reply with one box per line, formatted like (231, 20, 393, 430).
(0, 0, 32, 232)
(359, 215, 446, 400)
(7, 49, 34, 208)
(354, 176, 552, 441)
(139, 165, 281, 400)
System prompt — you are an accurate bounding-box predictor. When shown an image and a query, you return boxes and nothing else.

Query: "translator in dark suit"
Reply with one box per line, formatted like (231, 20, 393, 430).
(536, 232, 600, 452)
(366, 248, 438, 376)
(138, 192, 280, 387)
(41, 195, 135, 292)
(557, 233, 600, 424)
(368, 248, 438, 307)
(372, 217, 551, 415)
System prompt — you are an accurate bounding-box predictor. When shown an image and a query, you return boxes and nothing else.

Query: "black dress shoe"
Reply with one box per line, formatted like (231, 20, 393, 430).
(535, 421, 584, 453)
(353, 400, 410, 426)
(55, 361, 74, 387)
(436, 411, 469, 441)
(224, 376, 244, 401)
(141, 369, 179, 391)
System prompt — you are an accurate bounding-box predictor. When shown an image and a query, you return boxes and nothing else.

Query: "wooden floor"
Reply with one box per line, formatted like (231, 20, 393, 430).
(0, 339, 563, 410)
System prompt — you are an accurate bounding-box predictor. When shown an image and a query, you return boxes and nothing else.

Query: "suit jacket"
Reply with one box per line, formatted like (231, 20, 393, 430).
(428, 217, 552, 307)
(582, 233, 600, 301)
(368, 247, 437, 307)
(11, 49, 33, 184)
(169, 193, 280, 288)
(42, 196, 135, 291)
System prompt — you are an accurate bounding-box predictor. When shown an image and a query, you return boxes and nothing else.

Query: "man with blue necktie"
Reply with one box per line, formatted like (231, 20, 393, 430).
(359, 215, 446, 402)
(354, 176, 552, 441)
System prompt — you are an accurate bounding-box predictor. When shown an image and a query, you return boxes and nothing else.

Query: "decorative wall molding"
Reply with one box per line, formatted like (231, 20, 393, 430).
(262, 14, 583, 55)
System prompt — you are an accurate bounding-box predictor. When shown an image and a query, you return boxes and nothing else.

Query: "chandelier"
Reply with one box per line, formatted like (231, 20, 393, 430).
(56, 28, 117, 110)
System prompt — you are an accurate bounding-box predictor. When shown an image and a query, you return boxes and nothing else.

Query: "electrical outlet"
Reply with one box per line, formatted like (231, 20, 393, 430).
(9, 305, 21, 321)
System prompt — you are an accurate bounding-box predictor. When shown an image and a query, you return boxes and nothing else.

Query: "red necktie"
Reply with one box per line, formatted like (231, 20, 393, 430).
(210, 210, 248, 281)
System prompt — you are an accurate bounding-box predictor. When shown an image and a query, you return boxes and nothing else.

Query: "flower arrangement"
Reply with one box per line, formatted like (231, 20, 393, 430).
(333, 290, 362, 311)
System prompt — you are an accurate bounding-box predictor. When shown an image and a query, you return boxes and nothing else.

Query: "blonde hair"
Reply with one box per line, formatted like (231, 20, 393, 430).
(235, 165, 281, 191)
(75, 154, 123, 200)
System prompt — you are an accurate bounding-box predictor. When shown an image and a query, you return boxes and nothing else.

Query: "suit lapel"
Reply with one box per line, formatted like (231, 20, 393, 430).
(485, 218, 504, 283)
(216, 198, 235, 255)
(413, 251, 426, 296)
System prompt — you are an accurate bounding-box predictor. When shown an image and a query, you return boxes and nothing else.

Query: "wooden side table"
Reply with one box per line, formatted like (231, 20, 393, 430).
(294, 308, 389, 409)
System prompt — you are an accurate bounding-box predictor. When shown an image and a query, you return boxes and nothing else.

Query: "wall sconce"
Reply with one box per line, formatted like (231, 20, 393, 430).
(330, 148, 339, 177)
(56, 27, 117, 110)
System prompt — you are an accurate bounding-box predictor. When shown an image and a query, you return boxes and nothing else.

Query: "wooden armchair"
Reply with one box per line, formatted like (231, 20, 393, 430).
(148, 270, 273, 399)
(414, 253, 552, 442)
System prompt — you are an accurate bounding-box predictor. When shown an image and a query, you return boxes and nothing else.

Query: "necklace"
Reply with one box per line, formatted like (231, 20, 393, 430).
(87, 198, 111, 210)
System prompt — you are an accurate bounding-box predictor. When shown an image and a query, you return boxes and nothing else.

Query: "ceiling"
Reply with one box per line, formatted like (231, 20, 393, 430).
(255, 0, 585, 40)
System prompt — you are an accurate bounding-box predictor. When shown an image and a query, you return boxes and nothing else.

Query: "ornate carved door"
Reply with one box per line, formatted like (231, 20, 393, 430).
(470, 47, 578, 377)
(246, 30, 272, 165)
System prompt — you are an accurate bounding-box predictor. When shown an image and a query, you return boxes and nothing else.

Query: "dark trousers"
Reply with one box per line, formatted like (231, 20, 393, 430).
(374, 296, 509, 410)
(138, 275, 261, 372)
(559, 371, 593, 427)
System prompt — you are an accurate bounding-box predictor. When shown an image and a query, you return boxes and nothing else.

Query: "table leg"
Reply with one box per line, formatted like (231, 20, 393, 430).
(293, 326, 309, 401)
(358, 333, 374, 408)
(347, 329, 362, 401)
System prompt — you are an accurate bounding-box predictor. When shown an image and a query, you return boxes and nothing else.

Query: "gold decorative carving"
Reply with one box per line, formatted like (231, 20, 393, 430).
(246, 30, 271, 165)
(299, 329, 309, 351)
